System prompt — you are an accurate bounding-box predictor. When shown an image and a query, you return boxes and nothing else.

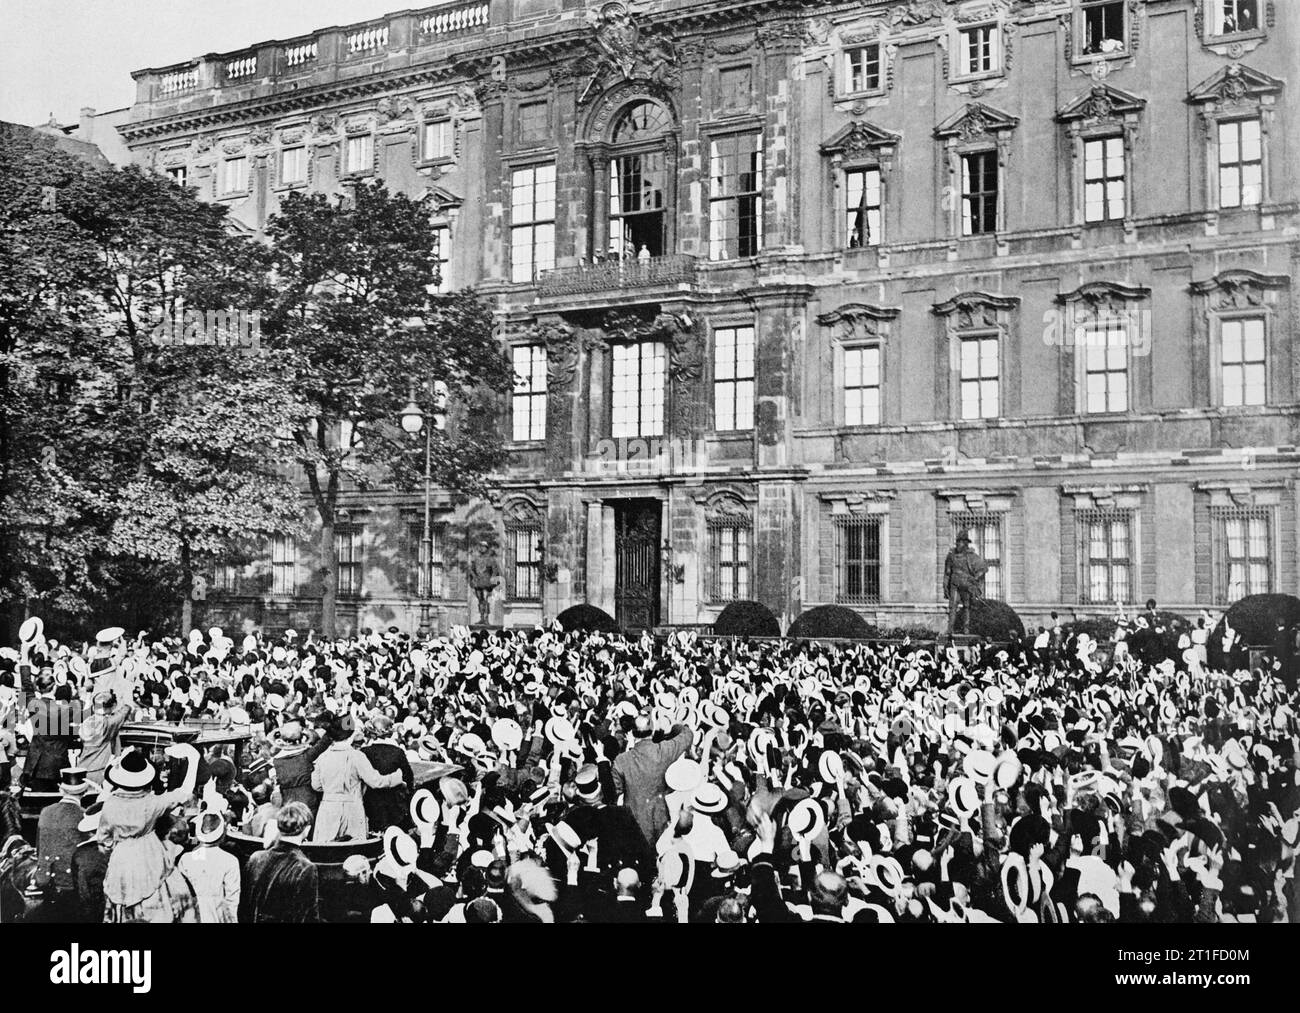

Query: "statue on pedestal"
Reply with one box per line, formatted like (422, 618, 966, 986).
(467, 541, 501, 626)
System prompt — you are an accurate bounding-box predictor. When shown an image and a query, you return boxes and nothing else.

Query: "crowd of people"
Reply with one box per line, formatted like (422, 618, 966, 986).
(1, 612, 1298, 924)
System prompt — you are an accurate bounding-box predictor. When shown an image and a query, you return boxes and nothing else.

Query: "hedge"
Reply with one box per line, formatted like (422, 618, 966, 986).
(786, 605, 878, 641)
(554, 603, 621, 634)
(1209, 593, 1300, 670)
(713, 600, 781, 638)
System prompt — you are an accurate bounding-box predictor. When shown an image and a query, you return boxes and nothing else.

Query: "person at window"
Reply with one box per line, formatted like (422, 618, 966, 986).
(944, 529, 988, 637)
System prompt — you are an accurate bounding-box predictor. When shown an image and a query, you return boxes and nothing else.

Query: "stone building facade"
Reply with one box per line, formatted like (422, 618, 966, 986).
(117, 0, 1299, 635)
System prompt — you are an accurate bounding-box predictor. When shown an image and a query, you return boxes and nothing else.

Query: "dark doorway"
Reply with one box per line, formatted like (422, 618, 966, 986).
(614, 499, 661, 631)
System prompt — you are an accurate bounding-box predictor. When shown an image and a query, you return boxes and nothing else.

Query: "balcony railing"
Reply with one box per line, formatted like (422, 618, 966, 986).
(538, 254, 698, 297)
(419, 3, 489, 37)
(135, 1, 491, 108)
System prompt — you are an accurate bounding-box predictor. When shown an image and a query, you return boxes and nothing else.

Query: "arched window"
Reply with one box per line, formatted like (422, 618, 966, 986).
(613, 102, 672, 143)
(608, 101, 672, 260)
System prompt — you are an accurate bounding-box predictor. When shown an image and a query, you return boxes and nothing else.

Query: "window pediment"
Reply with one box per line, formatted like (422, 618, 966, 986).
(1056, 281, 1149, 323)
(1056, 83, 1145, 124)
(818, 303, 900, 343)
(1188, 63, 1283, 105)
(932, 291, 1019, 325)
(820, 121, 900, 159)
(934, 102, 1019, 142)
(1189, 269, 1289, 309)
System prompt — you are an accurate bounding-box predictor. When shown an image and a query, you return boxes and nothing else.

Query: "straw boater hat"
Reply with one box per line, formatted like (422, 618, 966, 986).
(107, 750, 155, 791)
(410, 789, 440, 830)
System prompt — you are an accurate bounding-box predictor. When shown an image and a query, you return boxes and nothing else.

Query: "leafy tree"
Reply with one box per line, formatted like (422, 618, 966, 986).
(0, 126, 305, 635)
(263, 181, 510, 636)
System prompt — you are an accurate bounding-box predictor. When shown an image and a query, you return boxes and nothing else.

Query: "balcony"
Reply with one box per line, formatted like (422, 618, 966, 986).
(537, 254, 698, 300)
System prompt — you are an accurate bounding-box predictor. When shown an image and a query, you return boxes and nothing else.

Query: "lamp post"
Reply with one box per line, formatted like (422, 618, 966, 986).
(400, 379, 448, 637)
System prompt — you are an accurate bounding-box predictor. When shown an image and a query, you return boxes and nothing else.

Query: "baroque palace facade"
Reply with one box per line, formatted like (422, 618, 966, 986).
(116, 0, 1298, 635)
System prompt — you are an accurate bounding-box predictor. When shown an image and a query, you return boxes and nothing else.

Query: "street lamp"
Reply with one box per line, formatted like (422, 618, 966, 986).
(401, 381, 448, 637)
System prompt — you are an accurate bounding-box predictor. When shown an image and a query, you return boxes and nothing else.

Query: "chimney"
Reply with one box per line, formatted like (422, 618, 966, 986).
(80, 107, 96, 139)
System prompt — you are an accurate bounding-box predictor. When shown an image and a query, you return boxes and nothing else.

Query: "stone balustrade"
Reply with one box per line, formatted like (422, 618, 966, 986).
(133, 1, 492, 110)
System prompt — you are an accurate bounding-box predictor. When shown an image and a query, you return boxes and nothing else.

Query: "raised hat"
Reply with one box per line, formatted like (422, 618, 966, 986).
(95, 627, 125, 645)
(817, 749, 845, 784)
(491, 717, 523, 752)
(665, 756, 703, 793)
(962, 749, 997, 784)
(18, 616, 43, 643)
(692, 782, 728, 815)
(544, 715, 576, 745)
(788, 797, 826, 841)
(947, 776, 981, 818)
(409, 788, 440, 829)
(379, 826, 420, 878)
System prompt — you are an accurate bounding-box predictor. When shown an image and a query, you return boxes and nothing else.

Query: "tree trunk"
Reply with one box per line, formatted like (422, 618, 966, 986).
(320, 514, 336, 639)
(180, 540, 194, 636)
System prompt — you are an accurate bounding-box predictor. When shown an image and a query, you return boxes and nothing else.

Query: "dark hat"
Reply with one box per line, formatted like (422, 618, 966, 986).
(59, 767, 89, 796)
(956, 529, 971, 544)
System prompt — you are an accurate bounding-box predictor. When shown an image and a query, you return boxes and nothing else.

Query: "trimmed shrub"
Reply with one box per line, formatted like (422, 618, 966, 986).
(555, 604, 621, 635)
(966, 600, 1025, 642)
(786, 605, 878, 641)
(882, 624, 942, 643)
(1209, 593, 1300, 670)
(714, 600, 781, 638)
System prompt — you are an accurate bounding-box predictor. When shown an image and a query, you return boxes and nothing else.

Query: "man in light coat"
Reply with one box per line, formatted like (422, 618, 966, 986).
(611, 715, 692, 848)
(310, 718, 404, 842)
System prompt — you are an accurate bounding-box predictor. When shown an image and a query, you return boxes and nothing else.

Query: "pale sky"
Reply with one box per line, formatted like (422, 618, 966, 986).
(0, 0, 411, 126)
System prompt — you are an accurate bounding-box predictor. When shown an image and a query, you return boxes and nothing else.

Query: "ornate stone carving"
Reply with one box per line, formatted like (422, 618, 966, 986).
(817, 303, 900, 344)
(1190, 269, 1290, 311)
(804, 18, 832, 46)
(310, 113, 337, 136)
(1056, 282, 1150, 325)
(888, 1, 943, 27)
(576, 2, 678, 105)
(933, 291, 1020, 329)
(248, 126, 272, 146)
(376, 95, 415, 122)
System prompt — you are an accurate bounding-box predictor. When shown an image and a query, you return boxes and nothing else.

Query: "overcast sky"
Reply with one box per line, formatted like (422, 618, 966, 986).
(0, 0, 408, 126)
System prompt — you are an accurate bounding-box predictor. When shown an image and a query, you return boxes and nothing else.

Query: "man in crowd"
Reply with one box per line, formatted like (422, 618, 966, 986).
(241, 802, 320, 923)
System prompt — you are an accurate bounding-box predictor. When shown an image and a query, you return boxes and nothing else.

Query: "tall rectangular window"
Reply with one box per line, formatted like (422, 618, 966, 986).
(713, 326, 755, 432)
(708, 133, 763, 260)
(1214, 508, 1272, 602)
(422, 120, 453, 161)
(280, 146, 306, 185)
(1083, 324, 1129, 413)
(609, 152, 667, 259)
(1079, 509, 1133, 604)
(507, 526, 542, 601)
(271, 535, 296, 595)
(844, 345, 881, 426)
(1218, 119, 1263, 209)
(709, 523, 751, 602)
(835, 516, 882, 604)
(611, 341, 666, 438)
(843, 44, 881, 93)
(220, 156, 247, 194)
(1084, 136, 1125, 222)
(1211, 0, 1259, 35)
(951, 513, 1004, 601)
(959, 25, 998, 75)
(431, 225, 451, 293)
(512, 344, 547, 441)
(335, 526, 362, 597)
(845, 167, 882, 248)
(1081, 1, 1127, 55)
(344, 135, 373, 174)
(214, 563, 240, 594)
(510, 164, 556, 283)
(1221, 317, 1266, 407)
(408, 522, 445, 598)
(961, 151, 998, 235)
(959, 335, 999, 420)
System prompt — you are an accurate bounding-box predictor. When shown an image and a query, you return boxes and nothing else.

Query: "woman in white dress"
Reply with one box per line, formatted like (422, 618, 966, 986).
(178, 811, 241, 923)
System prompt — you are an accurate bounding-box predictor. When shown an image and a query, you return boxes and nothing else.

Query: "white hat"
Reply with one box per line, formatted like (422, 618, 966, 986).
(788, 797, 826, 841)
(491, 718, 523, 752)
(962, 749, 997, 784)
(665, 756, 703, 793)
(95, 626, 124, 645)
(817, 750, 845, 784)
(18, 616, 43, 643)
(947, 776, 981, 818)
(409, 788, 440, 829)
(544, 716, 575, 745)
(693, 782, 728, 815)
(378, 826, 420, 878)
